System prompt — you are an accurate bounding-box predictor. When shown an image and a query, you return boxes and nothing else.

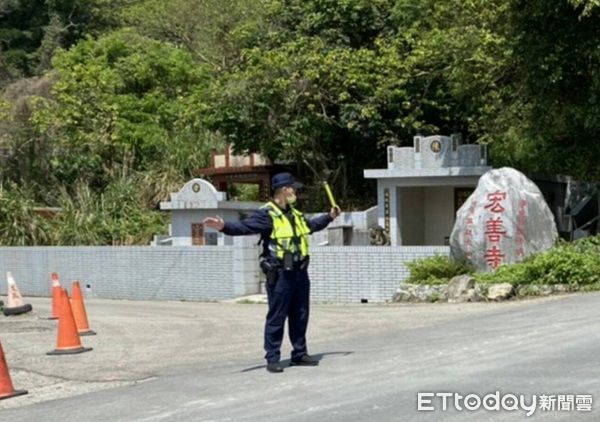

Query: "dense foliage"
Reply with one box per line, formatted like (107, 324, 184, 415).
(407, 235, 600, 287)
(475, 236, 600, 287)
(0, 0, 598, 244)
(405, 255, 474, 285)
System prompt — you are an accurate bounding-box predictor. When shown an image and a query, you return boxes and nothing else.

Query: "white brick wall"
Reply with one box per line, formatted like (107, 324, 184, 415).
(309, 246, 450, 303)
(0, 246, 449, 304)
(0, 247, 241, 301)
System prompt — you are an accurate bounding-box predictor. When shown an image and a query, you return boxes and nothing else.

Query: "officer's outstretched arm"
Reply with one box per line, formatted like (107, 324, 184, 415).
(305, 212, 336, 233)
(219, 210, 273, 236)
(203, 216, 224, 231)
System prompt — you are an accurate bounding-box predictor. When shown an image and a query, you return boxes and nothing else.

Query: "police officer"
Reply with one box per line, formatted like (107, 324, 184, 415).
(203, 172, 340, 373)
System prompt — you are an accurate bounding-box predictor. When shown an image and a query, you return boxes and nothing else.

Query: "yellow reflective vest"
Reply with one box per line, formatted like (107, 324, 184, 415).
(262, 201, 311, 260)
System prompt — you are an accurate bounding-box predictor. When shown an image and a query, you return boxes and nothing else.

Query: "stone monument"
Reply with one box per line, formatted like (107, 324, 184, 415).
(450, 167, 558, 272)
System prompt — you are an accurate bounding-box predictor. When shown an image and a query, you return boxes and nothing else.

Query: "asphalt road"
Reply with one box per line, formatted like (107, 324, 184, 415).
(2, 293, 600, 421)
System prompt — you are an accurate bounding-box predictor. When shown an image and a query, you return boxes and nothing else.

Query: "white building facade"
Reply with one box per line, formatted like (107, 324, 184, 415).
(157, 178, 263, 246)
(364, 135, 491, 246)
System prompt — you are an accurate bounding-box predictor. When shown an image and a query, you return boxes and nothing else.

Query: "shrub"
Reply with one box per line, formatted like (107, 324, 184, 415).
(475, 236, 600, 287)
(407, 235, 600, 288)
(405, 255, 474, 285)
(573, 234, 600, 252)
(0, 182, 51, 245)
(49, 178, 166, 245)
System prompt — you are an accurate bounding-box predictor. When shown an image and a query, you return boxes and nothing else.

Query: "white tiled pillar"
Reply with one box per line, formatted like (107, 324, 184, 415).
(377, 180, 400, 246)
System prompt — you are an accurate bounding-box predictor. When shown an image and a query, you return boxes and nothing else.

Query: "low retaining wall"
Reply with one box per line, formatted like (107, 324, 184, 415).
(309, 246, 450, 303)
(0, 246, 247, 301)
(0, 245, 449, 303)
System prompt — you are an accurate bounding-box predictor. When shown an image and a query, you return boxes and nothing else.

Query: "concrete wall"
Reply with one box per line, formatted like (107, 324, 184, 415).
(320, 207, 378, 230)
(0, 247, 241, 301)
(306, 207, 379, 247)
(0, 245, 449, 304)
(387, 136, 488, 170)
(309, 246, 450, 303)
(398, 186, 456, 246)
(424, 186, 455, 245)
(399, 187, 425, 245)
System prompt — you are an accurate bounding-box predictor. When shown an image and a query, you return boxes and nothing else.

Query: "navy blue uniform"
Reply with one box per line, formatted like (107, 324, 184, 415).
(222, 205, 332, 363)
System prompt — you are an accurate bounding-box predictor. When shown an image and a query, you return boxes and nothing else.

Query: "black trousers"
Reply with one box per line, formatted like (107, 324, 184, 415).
(264, 268, 310, 363)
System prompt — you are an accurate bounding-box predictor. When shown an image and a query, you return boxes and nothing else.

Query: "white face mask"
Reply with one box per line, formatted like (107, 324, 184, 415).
(285, 193, 297, 205)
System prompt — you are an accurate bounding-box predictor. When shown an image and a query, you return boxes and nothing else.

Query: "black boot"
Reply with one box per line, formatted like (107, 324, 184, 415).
(267, 362, 284, 373)
(290, 354, 319, 366)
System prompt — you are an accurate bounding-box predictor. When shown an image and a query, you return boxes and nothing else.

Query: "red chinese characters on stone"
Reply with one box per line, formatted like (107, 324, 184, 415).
(484, 245, 505, 270)
(483, 190, 507, 270)
(485, 217, 507, 243)
(484, 191, 507, 214)
(515, 199, 528, 260)
(463, 200, 478, 259)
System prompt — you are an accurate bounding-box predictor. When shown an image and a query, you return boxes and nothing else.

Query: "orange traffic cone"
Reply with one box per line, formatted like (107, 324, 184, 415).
(0, 341, 27, 400)
(48, 272, 61, 320)
(3, 272, 33, 316)
(70, 281, 96, 336)
(47, 288, 92, 355)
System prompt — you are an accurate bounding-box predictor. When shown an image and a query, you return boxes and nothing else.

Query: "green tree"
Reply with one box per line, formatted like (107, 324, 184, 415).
(2, 0, 598, 244)
(204, 0, 513, 207)
(0, 0, 128, 85)
(32, 29, 215, 193)
(121, 0, 265, 71)
(496, 0, 600, 180)
(0, 74, 56, 197)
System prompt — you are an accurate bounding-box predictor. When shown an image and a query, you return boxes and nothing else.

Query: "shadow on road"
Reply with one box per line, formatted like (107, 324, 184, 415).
(239, 351, 355, 373)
